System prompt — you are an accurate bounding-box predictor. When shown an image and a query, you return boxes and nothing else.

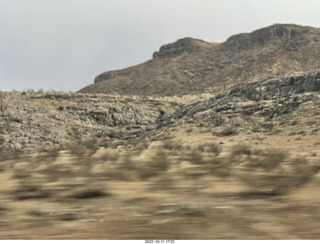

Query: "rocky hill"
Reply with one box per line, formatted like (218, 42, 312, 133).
(163, 69, 320, 136)
(79, 24, 320, 96)
(2, 69, 320, 154)
(2, 69, 320, 239)
(0, 92, 177, 153)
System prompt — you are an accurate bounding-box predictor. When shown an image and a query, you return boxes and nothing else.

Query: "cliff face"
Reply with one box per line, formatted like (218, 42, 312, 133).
(223, 24, 316, 49)
(79, 24, 320, 96)
(152, 37, 212, 59)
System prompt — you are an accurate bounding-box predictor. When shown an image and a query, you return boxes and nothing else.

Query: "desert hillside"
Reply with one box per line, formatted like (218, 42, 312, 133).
(79, 24, 320, 96)
(2, 24, 320, 239)
(1, 69, 320, 238)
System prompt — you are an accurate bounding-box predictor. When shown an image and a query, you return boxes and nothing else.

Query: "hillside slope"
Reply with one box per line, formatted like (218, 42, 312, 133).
(79, 24, 320, 96)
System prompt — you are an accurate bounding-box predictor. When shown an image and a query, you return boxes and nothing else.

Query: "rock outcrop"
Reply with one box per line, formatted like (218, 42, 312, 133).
(152, 37, 210, 59)
(3, 69, 320, 153)
(0, 93, 176, 153)
(155, 69, 320, 137)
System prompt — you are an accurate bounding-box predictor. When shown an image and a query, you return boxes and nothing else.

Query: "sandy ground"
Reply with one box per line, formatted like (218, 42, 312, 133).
(0, 126, 320, 240)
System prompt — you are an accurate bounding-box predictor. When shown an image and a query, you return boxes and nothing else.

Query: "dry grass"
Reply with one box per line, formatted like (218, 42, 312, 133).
(231, 144, 252, 156)
(231, 145, 318, 195)
(187, 150, 204, 165)
(197, 143, 222, 155)
(205, 157, 231, 178)
(65, 139, 99, 158)
(163, 139, 184, 151)
(137, 150, 170, 179)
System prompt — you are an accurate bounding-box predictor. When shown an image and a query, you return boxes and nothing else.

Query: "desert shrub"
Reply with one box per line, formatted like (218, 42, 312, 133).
(249, 149, 287, 171)
(98, 151, 119, 162)
(134, 140, 150, 151)
(188, 150, 204, 165)
(261, 123, 274, 130)
(99, 139, 111, 148)
(163, 140, 183, 151)
(205, 157, 231, 178)
(197, 144, 205, 152)
(213, 127, 238, 137)
(13, 182, 51, 200)
(81, 138, 99, 154)
(232, 144, 252, 156)
(66, 139, 99, 157)
(138, 150, 169, 179)
(118, 154, 135, 171)
(0, 151, 22, 162)
(289, 157, 319, 186)
(25, 89, 36, 94)
(66, 143, 88, 158)
(153, 151, 169, 171)
(12, 170, 30, 179)
(109, 140, 125, 149)
(236, 150, 317, 195)
(151, 133, 173, 141)
(198, 143, 222, 156)
(35, 149, 60, 163)
(0, 136, 6, 145)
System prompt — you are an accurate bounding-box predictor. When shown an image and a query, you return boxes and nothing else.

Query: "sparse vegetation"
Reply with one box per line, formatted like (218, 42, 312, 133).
(205, 157, 231, 178)
(163, 139, 183, 151)
(3, 23, 320, 239)
(138, 150, 170, 179)
(187, 150, 204, 165)
(213, 127, 238, 137)
(231, 145, 318, 195)
(197, 143, 222, 155)
(231, 144, 252, 156)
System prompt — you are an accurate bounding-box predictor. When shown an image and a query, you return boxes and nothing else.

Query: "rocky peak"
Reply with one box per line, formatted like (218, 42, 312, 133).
(80, 24, 320, 96)
(224, 24, 317, 50)
(153, 37, 209, 59)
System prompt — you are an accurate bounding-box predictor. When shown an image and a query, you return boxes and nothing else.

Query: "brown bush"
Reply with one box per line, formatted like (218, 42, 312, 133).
(34, 149, 60, 163)
(213, 127, 238, 137)
(66, 139, 99, 158)
(290, 157, 319, 186)
(163, 140, 183, 151)
(187, 150, 204, 165)
(236, 152, 317, 195)
(231, 144, 252, 156)
(197, 143, 222, 156)
(205, 157, 231, 178)
(248, 149, 287, 171)
(138, 150, 170, 179)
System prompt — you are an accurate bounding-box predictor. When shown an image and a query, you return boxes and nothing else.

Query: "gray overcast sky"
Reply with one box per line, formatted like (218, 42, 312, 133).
(1, 0, 320, 92)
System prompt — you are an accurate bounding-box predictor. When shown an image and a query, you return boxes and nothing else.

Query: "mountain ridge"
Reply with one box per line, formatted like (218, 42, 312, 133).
(79, 24, 320, 96)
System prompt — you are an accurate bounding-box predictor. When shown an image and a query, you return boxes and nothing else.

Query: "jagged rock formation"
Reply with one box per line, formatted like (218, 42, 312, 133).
(0, 93, 177, 153)
(162, 70, 320, 136)
(80, 24, 320, 96)
(152, 37, 212, 59)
